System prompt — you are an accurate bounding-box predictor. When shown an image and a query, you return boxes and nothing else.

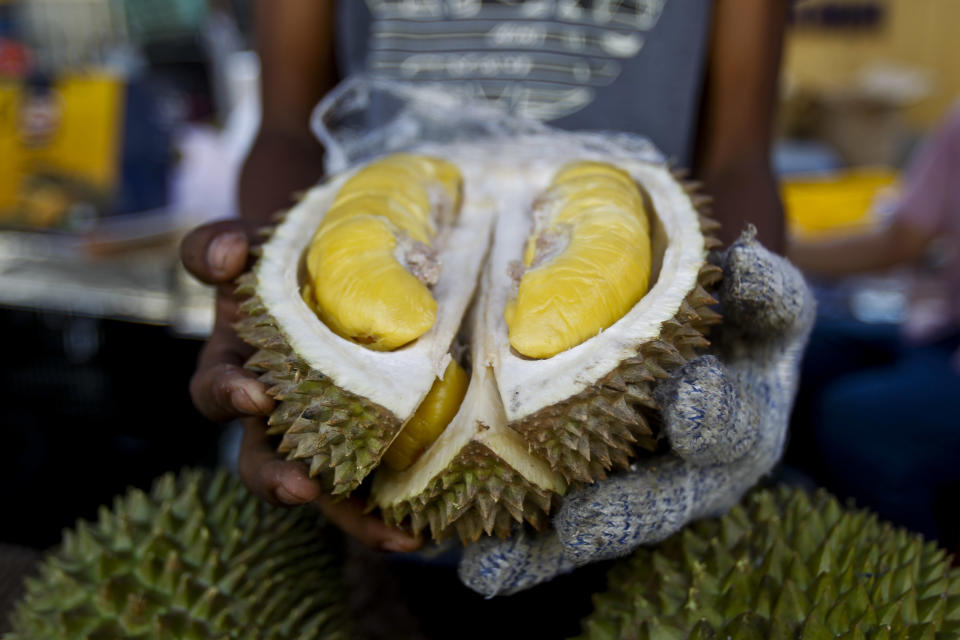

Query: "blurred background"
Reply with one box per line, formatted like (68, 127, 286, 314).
(0, 0, 958, 625)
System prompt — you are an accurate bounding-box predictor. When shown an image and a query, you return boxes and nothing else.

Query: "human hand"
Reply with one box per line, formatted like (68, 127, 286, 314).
(180, 220, 421, 552)
(458, 227, 816, 595)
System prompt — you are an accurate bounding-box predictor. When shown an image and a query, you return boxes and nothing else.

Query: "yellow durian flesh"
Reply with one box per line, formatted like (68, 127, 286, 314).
(302, 153, 462, 351)
(382, 359, 470, 471)
(323, 194, 432, 244)
(374, 153, 463, 213)
(506, 161, 652, 359)
(306, 215, 437, 350)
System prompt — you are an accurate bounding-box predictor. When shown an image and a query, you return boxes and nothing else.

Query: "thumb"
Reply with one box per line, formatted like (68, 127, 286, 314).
(459, 529, 574, 597)
(655, 356, 758, 466)
(719, 227, 814, 340)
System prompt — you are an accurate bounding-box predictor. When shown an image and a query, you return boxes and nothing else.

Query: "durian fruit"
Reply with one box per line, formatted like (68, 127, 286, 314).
(577, 486, 960, 640)
(237, 152, 492, 499)
(4, 469, 352, 640)
(236, 145, 721, 543)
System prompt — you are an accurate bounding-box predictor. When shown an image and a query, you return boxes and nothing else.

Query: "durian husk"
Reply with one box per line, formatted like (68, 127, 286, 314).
(235, 149, 722, 541)
(510, 253, 722, 483)
(236, 286, 401, 493)
(370, 345, 566, 544)
(378, 440, 560, 544)
(5, 469, 352, 640)
(577, 486, 960, 639)
(234, 170, 492, 497)
(498, 171, 723, 484)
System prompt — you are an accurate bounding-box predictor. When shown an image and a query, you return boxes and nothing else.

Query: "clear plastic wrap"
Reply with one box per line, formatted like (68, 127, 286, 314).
(311, 76, 666, 176)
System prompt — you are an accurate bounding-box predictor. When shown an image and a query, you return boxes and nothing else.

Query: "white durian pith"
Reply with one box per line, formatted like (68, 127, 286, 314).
(236, 139, 721, 540)
(371, 282, 565, 543)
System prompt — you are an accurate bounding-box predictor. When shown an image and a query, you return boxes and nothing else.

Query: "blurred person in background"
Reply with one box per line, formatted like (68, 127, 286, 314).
(788, 101, 960, 550)
(181, 0, 788, 551)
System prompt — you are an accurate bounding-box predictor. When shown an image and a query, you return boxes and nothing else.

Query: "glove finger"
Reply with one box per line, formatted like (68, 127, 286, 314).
(458, 529, 575, 597)
(719, 227, 813, 339)
(655, 355, 758, 466)
(555, 456, 694, 564)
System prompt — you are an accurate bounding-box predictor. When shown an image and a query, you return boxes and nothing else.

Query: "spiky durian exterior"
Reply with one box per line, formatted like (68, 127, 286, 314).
(236, 158, 723, 541)
(577, 486, 960, 640)
(4, 469, 351, 640)
(377, 442, 561, 544)
(236, 274, 401, 495)
(511, 248, 722, 484)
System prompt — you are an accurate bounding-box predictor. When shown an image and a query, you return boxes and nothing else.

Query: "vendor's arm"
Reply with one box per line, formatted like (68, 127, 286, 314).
(240, 0, 337, 224)
(787, 220, 933, 277)
(788, 104, 960, 277)
(181, 1, 421, 552)
(695, 0, 788, 252)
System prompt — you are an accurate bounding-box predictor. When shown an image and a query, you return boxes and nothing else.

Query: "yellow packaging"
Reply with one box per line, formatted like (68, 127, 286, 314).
(0, 72, 124, 228)
(782, 168, 900, 240)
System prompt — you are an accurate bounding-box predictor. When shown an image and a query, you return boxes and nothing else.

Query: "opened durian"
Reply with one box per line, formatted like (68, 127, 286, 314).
(236, 143, 722, 543)
(577, 486, 960, 639)
(4, 469, 351, 640)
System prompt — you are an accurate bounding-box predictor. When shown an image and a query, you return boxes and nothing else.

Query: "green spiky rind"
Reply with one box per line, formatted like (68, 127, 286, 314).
(378, 442, 565, 545)
(576, 486, 960, 640)
(235, 272, 402, 496)
(5, 469, 352, 640)
(510, 257, 723, 484)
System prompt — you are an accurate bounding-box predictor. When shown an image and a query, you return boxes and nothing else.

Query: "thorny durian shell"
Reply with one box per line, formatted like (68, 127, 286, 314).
(235, 141, 721, 542)
(4, 469, 352, 640)
(577, 486, 960, 639)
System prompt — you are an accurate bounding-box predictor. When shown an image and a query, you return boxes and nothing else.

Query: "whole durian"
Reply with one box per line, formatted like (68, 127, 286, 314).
(577, 486, 960, 639)
(236, 140, 721, 543)
(4, 469, 352, 640)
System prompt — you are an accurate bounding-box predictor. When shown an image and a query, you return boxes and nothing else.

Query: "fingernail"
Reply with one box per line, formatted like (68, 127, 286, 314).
(381, 540, 409, 553)
(207, 231, 245, 275)
(232, 384, 269, 415)
(275, 486, 305, 505)
(382, 536, 418, 553)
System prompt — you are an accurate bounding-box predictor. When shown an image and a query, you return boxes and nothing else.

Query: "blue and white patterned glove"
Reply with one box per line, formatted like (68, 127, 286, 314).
(458, 228, 816, 596)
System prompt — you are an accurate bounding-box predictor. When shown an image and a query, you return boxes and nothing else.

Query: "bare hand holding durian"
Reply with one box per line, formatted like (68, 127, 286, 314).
(458, 230, 816, 596)
(180, 217, 422, 554)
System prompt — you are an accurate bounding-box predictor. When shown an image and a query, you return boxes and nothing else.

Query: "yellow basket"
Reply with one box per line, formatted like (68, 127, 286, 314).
(781, 168, 900, 240)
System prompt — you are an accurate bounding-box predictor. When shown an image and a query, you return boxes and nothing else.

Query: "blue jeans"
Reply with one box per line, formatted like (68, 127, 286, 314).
(788, 318, 960, 547)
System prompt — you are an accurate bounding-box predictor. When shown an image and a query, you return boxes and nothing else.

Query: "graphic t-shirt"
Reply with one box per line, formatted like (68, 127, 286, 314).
(336, 0, 713, 165)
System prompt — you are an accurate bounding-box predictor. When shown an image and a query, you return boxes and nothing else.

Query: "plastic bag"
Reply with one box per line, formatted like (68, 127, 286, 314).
(311, 76, 666, 175)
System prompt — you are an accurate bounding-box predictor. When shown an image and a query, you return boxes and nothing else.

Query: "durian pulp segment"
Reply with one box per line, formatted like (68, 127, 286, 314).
(303, 153, 462, 351)
(306, 215, 438, 350)
(490, 159, 705, 423)
(253, 167, 492, 428)
(506, 161, 652, 359)
(382, 359, 470, 471)
(370, 274, 565, 541)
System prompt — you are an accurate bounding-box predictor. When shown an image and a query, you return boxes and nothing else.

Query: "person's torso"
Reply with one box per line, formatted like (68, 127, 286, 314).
(336, 0, 713, 166)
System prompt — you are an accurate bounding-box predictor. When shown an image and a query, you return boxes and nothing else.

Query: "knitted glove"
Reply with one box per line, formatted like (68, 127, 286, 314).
(458, 228, 816, 596)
